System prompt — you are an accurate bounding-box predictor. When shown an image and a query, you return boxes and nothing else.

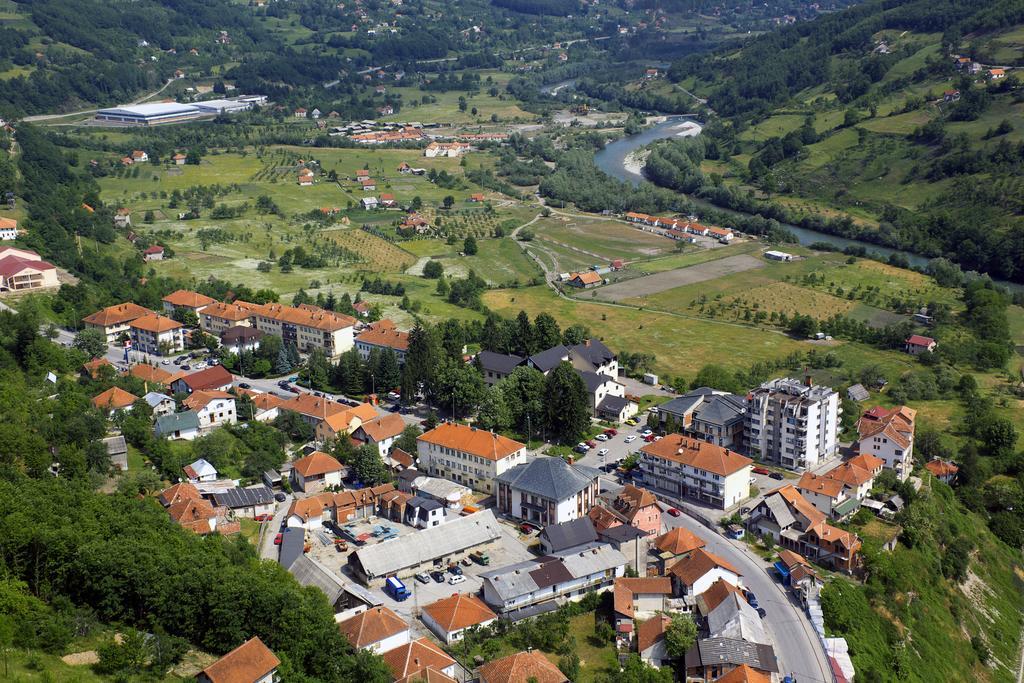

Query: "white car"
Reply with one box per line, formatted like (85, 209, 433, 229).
(641, 429, 653, 437)
(598, 448, 609, 456)
(595, 433, 609, 442)
(624, 435, 637, 443)
(448, 574, 466, 585)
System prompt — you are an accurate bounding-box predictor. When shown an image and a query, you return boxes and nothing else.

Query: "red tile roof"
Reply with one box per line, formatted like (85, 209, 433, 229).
(91, 386, 138, 410)
(130, 313, 182, 333)
(667, 548, 741, 586)
(636, 614, 671, 654)
(177, 364, 233, 392)
(478, 650, 568, 683)
(418, 422, 524, 461)
(338, 606, 409, 648)
(640, 434, 752, 477)
(198, 636, 280, 683)
(382, 638, 455, 680)
(654, 527, 706, 556)
(83, 302, 153, 327)
(292, 450, 343, 477)
(422, 593, 497, 633)
(162, 289, 215, 308)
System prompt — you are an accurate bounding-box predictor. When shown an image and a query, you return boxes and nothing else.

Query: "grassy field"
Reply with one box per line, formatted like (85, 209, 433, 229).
(406, 236, 541, 285)
(633, 240, 762, 273)
(382, 82, 536, 125)
(532, 215, 677, 262)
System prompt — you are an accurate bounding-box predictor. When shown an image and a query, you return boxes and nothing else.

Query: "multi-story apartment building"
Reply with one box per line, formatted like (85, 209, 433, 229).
(354, 319, 409, 363)
(745, 377, 840, 470)
(161, 289, 215, 318)
(129, 313, 185, 355)
(247, 302, 356, 359)
(199, 301, 255, 336)
(417, 422, 527, 494)
(637, 434, 753, 510)
(83, 302, 154, 344)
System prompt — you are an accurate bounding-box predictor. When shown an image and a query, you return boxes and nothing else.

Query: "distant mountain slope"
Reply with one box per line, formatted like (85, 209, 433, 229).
(661, 0, 1024, 281)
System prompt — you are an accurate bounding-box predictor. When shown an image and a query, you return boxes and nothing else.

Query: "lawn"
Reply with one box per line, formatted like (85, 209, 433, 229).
(381, 85, 536, 125)
(483, 284, 808, 379)
(412, 236, 541, 286)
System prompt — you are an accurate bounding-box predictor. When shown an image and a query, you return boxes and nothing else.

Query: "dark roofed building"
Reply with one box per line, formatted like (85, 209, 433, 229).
(685, 637, 779, 681)
(539, 516, 599, 554)
(476, 351, 524, 385)
(597, 394, 637, 422)
(221, 325, 264, 352)
(569, 339, 617, 376)
(656, 387, 746, 450)
(101, 435, 128, 472)
(496, 456, 601, 527)
(527, 346, 570, 374)
(211, 485, 275, 517)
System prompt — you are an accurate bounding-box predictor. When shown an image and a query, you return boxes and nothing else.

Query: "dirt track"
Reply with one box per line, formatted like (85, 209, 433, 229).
(594, 253, 764, 301)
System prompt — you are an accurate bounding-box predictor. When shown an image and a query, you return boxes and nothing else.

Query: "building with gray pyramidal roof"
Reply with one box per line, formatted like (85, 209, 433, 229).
(496, 456, 601, 526)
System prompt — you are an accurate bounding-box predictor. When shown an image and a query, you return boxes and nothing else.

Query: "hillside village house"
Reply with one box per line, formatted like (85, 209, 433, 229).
(161, 289, 215, 316)
(748, 484, 861, 572)
(142, 391, 176, 417)
(495, 456, 600, 526)
(158, 482, 221, 535)
(925, 458, 959, 484)
(290, 450, 345, 493)
(475, 351, 524, 385)
(421, 593, 497, 644)
(338, 605, 410, 654)
(417, 422, 527, 494)
(196, 636, 280, 683)
(382, 638, 457, 682)
(856, 405, 916, 481)
(904, 334, 936, 355)
(0, 217, 18, 240)
(424, 141, 470, 158)
(652, 527, 706, 573)
(128, 363, 175, 386)
(182, 390, 237, 431)
(183, 458, 218, 483)
(83, 302, 154, 344)
(612, 576, 673, 635)
(143, 245, 164, 261)
(746, 377, 840, 470)
(355, 319, 409, 363)
(666, 547, 743, 606)
(637, 435, 753, 509)
(220, 325, 264, 354)
(238, 390, 283, 422)
(0, 247, 59, 292)
(91, 386, 138, 415)
(155, 410, 201, 441)
(129, 313, 184, 355)
(796, 453, 884, 519)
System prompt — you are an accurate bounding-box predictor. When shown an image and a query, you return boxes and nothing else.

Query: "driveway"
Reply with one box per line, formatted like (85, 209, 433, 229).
(259, 493, 291, 560)
(660, 506, 832, 682)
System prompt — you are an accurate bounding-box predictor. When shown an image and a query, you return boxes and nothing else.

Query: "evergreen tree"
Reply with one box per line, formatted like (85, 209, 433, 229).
(514, 310, 535, 356)
(534, 312, 562, 350)
(476, 384, 512, 432)
(544, 362, 590, 443)
(274, 345, 292, 375)
(377, 348, 401, 393)
(480, 313, 509, 353)
(304, 348, 330, 390)
(501, 366, 547, 436)
(440, 319, 465, 361)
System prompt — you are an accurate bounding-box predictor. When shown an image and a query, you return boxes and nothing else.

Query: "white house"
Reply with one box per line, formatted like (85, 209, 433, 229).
(421, 593, 497, 644)
(417, 422, 527, 494)
(351, 413, 406, 458)
(667, 548, 743, 606)
(338, 606, 410, 654)
(495, 456, 600, 527)
(637, 434, 753, 510)
(184, 458, 218, 483)
(154, 410, 201, 441)
(0, 217, 18, 240)
(196, 637, 279, 683)
(143, 391, 176, 417)
(361, 196, 379, 210)
(183, 390, 237, 431)
(856, 406, 916, 481)
(404, 496, 445, 529)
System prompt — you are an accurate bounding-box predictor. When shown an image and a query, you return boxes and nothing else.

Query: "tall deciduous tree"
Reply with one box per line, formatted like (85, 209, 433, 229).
(73, 328, 108, 359)
(534, 312, 561, 350)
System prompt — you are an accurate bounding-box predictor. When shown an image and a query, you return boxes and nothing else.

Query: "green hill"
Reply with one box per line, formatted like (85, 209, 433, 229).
(664, 0, 1024, 282)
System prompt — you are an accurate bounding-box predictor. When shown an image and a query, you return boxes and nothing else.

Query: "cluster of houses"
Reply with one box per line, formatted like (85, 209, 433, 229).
(624, 212, 735, 243)
(952, 55, 1008, 80)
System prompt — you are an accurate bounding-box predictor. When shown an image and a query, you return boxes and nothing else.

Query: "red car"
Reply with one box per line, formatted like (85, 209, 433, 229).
(273, 533, 283, 545)
(520, 522, 541, 534)
(643, 434, 657, 442)
(667, 508, 681, 517)
(253, 514, 273, 522)
(752, 467, 771, 476)
(586, 440, 597, 449)
(603, 428, 618, 437)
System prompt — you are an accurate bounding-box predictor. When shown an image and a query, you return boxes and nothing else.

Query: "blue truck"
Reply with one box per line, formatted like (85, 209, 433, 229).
(384, 576, 412, 601)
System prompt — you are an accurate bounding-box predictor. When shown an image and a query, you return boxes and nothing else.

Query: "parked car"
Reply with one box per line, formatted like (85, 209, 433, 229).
(595, 434, 609, 442)
(277, 380, 291, 389)
(574, 444, 589, 455)
(274, 492, 286, 502)
(624, 435, 637, 443)
(520, 522, 540, 535)
(470, 550, 491, 565)
(181, 364, 191, 371)
(460, 557, 472, 567)
(431, 570, 446, 583)
(448, 574, 466, 585)
(586, 440, 597, 448)
(625, 418, 638, 426)
(253, 514, 273, 522)
(666, 508, 681, 517)
(415, 572, 432, 585)
(386, 391, 400, 401)
(641, 429, 653, 437)
(757, 607, 767, 619)
(238, 382, 252, 390)
(745, 591, 759, 609)
(448, 563, 463, 575)
(648, 406, 659, 414)
(740, 506, 751, 515)
(752, 467, 770, 476)
(603, 428, 618, 437)
(161, 359, 170, 365)
(597, 448, 609, 457)
(643, 434, 657, 442)
(273, 533, 283, 545)
(769, 472, 785, 481)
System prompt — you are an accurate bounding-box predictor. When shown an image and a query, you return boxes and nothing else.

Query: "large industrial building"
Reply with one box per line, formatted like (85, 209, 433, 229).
(94, 96, 265, 126)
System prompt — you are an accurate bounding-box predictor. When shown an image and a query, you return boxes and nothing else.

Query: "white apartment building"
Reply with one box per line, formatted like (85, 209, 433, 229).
(129, 313, 185, 355)
(495, 456, 601, 526)
(417, 422, 527, 494)
(248, 302, 356, 359)
(746, 377, 840, 470)
(637, 434, 753, 509)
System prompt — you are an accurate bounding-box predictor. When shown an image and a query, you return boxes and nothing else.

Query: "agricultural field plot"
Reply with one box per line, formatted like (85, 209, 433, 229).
(857, 110, 934, 136)
(322, 228, 415, 272)
(527, 238, 600, 274)
(483, 285, 807, 378)
(381, 85, 536, 125)
(633, 241, 763, 273)
(532, 216, 677, 261)
(406, 237, 540, 285)
(595, 253, 765, 301)
(794, 257, 961, 310)
(737, 113, 807, 142)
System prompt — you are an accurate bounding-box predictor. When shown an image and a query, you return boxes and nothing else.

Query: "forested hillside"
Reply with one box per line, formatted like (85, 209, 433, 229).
(663, 0, 1024, 281)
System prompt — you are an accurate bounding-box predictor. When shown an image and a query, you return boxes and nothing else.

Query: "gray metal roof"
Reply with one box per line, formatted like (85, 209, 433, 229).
(476, 351, 524, 375)
(481, 542, 625, 603)
(762, 493, 796, 529)
(528, 345, 569, 373)
(693, 394, 745, 427)
(212, 485, 274, 509)
(707, 593, 769, 645)
(496, 457, 600, 501)
(597, 395, 632, 414)
(278, 528, 306, 569)
(598, 524, 646, 544)
(846, 383, 870, 401)
(143, 391, 173, 408)
(101, 435, 127, 456)
(351, 509, 502, 579)
(539, 517, 598, 553)
(289, 555, 345, 604)
(694, 637, 779, 673)
(569, 339, 615, 368)
(155, 410, 200, 435)
(408, 496, 442, 511)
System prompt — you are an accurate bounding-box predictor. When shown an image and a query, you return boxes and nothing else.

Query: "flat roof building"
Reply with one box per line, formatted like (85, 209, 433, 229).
(95, 102, 203, 126)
